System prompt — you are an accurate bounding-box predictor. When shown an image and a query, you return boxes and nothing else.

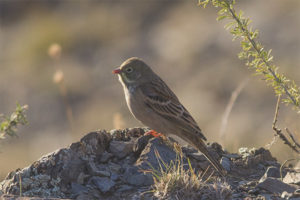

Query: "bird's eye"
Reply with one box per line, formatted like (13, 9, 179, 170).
(126, 67, 133, 73)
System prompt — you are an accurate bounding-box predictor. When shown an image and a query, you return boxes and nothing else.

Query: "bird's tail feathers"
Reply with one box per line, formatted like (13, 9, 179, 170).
(192, 137, 227, 177)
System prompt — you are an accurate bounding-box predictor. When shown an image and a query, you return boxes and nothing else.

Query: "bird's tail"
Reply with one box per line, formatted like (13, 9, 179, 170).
(191, 137, 227, 177)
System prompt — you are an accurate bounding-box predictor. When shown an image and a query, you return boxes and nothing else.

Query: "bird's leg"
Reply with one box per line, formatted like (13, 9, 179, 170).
(144, 130, 163, 138)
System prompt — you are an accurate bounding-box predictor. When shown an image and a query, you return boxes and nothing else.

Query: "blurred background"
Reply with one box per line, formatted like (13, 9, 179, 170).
(0, 0, 299, 180)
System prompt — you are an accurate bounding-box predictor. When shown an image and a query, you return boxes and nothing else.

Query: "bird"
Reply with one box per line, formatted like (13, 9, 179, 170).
(112, 57, 226, 177)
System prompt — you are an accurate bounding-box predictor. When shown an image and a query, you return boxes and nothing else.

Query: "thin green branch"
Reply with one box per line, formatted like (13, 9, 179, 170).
(0, 103, 28, 140)
(224, 1, 298, 107)
(199, 0, 300, 113)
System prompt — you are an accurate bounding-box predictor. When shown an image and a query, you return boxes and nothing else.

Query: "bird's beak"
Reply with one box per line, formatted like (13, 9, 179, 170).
(112, 68, 121, 74)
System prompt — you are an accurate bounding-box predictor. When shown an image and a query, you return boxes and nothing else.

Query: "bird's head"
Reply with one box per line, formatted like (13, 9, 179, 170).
(113, 57, 153, 86)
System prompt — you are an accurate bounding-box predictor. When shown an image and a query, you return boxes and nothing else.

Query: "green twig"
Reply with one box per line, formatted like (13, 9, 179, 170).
(199, 0, 300, 113)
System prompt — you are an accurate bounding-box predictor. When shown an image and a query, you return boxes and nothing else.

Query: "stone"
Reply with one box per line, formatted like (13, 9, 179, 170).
(116, 185, 134, 193)
(259, 166, 280, 182)
(135, 138, 177, 171)
(109, 140, 134, 159)
(99, 151, 113, 163)
(111, 173, 119, 181)
(221, 156, 231, 172)
(133, 135, 152, 155)
(224, 153, 241, 159)
(108, 162, 122, 173)
(89, 177, 115, 193)
(76, 172, 88, 185)
(71, 182, 88, 197)
(97, 170, 111, 177)
(126, 127, 148, 137)
(123, 166, 153, 186)
(60, 155, 85, 184)
(87, 161, 110, 177)
(71, 130, 112, 156)
(256, 177, 298, 194)
(21, 178, 33, 190)
(283, 172, 300, 185)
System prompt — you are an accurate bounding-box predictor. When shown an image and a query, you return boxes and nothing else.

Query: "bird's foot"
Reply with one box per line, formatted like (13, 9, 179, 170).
(144, 130, 163, 138)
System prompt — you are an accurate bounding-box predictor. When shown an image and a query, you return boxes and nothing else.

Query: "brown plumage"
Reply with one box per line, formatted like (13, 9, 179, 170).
(113, 57, 226, 177)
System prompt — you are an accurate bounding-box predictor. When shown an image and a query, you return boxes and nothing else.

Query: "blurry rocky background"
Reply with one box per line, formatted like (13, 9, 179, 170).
(0, 0, 299, 180)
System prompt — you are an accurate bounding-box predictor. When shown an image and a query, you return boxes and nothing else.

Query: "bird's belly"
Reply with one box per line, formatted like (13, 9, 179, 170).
(127, 95, 174, 135)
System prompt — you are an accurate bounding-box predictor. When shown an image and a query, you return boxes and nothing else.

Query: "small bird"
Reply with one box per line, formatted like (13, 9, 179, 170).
(113, 57, 226, 177)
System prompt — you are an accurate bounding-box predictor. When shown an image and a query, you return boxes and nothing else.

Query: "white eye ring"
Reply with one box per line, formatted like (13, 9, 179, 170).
(126, 67, 133, 73)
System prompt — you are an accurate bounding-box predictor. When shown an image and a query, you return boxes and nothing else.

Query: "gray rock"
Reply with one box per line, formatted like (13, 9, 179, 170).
(283, 172, 300, 185)
(87, 161, 110, 177)
(76, 172, 88, 184)
(71, 131, 112, 156)
(257, 177, 298, 194)
(123, 166, 153, 186)
(99, 151, 113, 163)
(97, 170, 111, 177)
(60, 155, 85, 183)
(126, 173, 153, 186)
(135, 138, 177, 171)
(259, 166, 280, 182)
(108, 162, 122, 173)
(21, 178, 33, 190)
(71, 182, 88, 197)
(117, 185, 134, 193)
(224, 153, 241, 159)
(111, 173, 119, 181)
(89, 177, 115, 193)
(109, 140, 134, 159)
(221, 156, 231, 172)
(133, 135, 152, 155)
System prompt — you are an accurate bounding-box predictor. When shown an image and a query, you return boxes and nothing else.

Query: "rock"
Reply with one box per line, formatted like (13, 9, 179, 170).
(238, 147, 276, 168)
(99, 151, 113, 163)
(71, 182, 88, 197)
(135, 138, 177, 171)
(89, 177, 115, 193)
(116, 185, 134, 193)
(60, 155, 85, 184)
(283, 172, 300, 185)
(76, 172, 88, 185)
(21, 178, 33, 190)
(256, 177, 298, 194)
(126, 127, 148, 137)
(110, 129, 130, 141)
(133, 135, 152, 155)
(0, 128, 289, 199)
(71, 131, 112, 156)
(221, 157, 231, 172)
(108, 162, 122, 173)
(109, 140, 134, 159)
(259, 166, 280, 182)
(87, 161, 110, 177)
(224, 153, 241, 159)
(110, 173, 119, 181)
(123, 166, 153, 186)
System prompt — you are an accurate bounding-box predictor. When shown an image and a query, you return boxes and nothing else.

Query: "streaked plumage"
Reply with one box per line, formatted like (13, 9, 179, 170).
(113, 57, 226, 176)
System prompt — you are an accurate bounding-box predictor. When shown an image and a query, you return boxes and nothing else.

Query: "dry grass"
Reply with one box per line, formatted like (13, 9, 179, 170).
(149, 147, 232, 200)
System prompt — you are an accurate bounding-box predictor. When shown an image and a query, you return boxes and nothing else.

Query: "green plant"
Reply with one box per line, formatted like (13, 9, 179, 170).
(0, 103, 28, 140)
(199, 0, 300, 113)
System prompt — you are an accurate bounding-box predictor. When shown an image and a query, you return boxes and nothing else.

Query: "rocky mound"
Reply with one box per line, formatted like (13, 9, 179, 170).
(0, 128, 299, 200)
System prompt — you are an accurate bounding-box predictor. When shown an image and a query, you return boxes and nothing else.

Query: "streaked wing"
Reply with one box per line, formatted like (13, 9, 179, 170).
(140, 78, 207, 141)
